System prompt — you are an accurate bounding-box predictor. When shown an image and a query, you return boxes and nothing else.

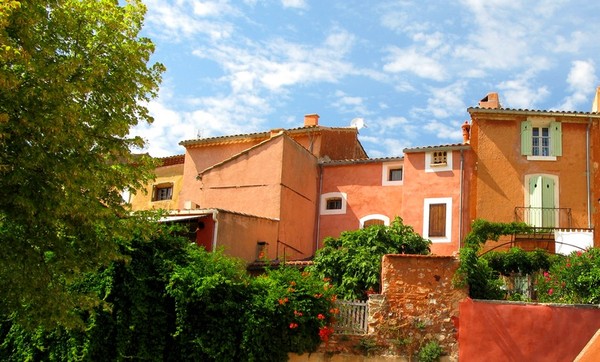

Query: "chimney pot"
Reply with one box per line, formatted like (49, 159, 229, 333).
(461, 121, 471, 144)
(478, 92, 500, 109)
(304, 113, 319, 127)
(592, 86, 600, 113)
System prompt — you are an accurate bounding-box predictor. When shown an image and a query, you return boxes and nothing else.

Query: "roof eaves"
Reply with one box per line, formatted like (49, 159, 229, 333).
(467, 107, 600, 118)
(319, 156, 404, 166)
(403, 143, 471, 153)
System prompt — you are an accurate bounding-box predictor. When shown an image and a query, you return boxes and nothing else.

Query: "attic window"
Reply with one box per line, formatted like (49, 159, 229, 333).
(326, 198, 342, 210)
(152, 183, 173, 201)
(425, 151, 453, 173)
(431, 151, 447, 166)
(320, 192, 347, 215)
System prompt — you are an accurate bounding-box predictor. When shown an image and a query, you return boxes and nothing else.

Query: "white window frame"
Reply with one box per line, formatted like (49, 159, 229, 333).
(425, 151, 453, 173)
(320, 192, 348, 215)
(521, 117, 561, 161)
(423, 197, 452, 243)
(382, 162, 404, 186)
(359, 214, 390, 228)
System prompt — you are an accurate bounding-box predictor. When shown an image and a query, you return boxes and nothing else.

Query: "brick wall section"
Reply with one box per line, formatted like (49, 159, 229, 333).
(376, 255, 467, 360)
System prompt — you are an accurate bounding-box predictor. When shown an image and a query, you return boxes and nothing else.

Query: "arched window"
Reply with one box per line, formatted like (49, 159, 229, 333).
(359, 214, 390, 228)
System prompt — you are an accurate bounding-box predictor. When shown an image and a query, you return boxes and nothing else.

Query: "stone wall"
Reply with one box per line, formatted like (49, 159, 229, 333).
(314, 255, 466, 360)
(374, 255, 467, 360)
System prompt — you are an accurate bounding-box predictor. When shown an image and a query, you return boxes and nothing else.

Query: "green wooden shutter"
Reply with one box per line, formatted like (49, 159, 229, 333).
(528, 176, 540, 226)
(521, 120, 532, 156)
(541, 176, 555, 227)
(550, 121, 562, 156)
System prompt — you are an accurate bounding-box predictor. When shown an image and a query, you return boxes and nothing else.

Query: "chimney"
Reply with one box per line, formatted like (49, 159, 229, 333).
(461, 121, 471, 144)
(304, 113, 319, 127)
(592, 86, 600, 113)
(478, 92, 500, 109)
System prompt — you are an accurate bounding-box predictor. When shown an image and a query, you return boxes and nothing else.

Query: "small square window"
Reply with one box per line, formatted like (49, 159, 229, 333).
(326, 198, 342, 210)
(389, 168, 403, 181)
(152, 184, 173, 201)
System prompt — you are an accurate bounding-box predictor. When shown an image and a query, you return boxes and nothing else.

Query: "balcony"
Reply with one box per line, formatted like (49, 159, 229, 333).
(514, 207, 572, 230)
(510, 207, 593, 254)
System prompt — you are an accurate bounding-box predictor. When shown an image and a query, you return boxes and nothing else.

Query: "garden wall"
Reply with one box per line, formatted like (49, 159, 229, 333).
(375, 255, 466, 359)
(459, 298, 600, 361)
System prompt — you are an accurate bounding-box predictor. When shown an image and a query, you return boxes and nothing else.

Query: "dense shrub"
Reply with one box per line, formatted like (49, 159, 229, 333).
(536, 248, 600, 304)
(308, 217, 431, 300)
(1, 222, 336, 361)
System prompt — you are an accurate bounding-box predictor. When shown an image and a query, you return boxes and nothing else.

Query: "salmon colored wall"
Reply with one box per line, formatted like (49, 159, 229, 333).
(402, 150, 464, 255)
(279, 136, 319, 257)
(181, 141, 264, 209)
(198, 137, 285, 219)
(469, 114, 591, 251)
(194, 215, 214, 251)
(318, 162, 403, 244)
(215, 212, 279, 262)
(459, 298, 600, 362)
(129, 163, 184, 211)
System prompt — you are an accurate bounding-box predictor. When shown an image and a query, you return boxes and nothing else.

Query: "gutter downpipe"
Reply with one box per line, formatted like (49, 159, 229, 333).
(210, 209, 219, 251)
(315, 163, 323, 252)
(587, 118, 592, 228)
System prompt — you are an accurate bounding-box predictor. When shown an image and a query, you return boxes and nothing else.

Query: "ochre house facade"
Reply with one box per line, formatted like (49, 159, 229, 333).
(129, 88, 600, 263)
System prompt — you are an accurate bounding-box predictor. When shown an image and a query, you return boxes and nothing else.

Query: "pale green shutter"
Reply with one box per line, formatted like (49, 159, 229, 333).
(521, 121, 532, 156)
(550, 121, 562, 156)
(541, 176, 555, 227)
(529, 176, 542, 227)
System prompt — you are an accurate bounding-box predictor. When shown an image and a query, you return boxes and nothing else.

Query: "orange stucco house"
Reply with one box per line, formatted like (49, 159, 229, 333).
(466, 90, 600, 253)
(130, 114, 368, 262)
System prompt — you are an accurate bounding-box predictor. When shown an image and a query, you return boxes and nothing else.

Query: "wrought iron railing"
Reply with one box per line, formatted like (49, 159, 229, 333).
(514, 207, 572, 229)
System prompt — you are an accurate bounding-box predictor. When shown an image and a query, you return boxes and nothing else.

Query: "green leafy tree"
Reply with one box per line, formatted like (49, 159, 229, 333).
(308, 217, 431, 300)
(0, 0, 164, 327)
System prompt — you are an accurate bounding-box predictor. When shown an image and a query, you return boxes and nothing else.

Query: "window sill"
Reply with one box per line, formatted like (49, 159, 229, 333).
(429, 236, 451, 243)
(526, 155, 557, 161)
(430, 162, 447, 167)
(382, 180, 403, 186)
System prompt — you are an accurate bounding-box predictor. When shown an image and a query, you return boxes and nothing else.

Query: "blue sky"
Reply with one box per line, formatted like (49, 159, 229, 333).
(130, 0, 600, 158)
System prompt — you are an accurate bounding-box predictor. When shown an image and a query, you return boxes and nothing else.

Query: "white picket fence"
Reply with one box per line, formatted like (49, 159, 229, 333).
(335, 300, 368, 335)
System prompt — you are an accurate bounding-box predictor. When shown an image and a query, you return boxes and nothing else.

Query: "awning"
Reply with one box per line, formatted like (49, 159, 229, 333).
(158, 215, 207, 223)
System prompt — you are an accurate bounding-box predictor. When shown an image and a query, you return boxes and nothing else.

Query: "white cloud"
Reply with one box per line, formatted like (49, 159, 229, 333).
(415, 83, 467, 119)
(423, 120, 463, 142)
(281, 0, 307, 9)
(497, 78, 550, 109)
(557, 60, 597, 110)
(193, 29, 357, 92)
(383, 47, 446, 81)
(332, 91, 370, 115)
(144, 0, 235, 41)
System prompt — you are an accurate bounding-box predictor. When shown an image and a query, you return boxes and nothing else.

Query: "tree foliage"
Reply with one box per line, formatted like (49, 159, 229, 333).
(308, 217, 431, 300)
(0, 224, 338, 361)
(0, 0, 164, 327)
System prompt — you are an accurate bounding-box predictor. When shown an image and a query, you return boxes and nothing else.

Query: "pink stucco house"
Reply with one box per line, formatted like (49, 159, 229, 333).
(318, 142, 471, 256)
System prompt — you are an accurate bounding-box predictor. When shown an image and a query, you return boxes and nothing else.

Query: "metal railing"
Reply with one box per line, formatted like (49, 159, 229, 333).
(514, 207, 572, 229)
